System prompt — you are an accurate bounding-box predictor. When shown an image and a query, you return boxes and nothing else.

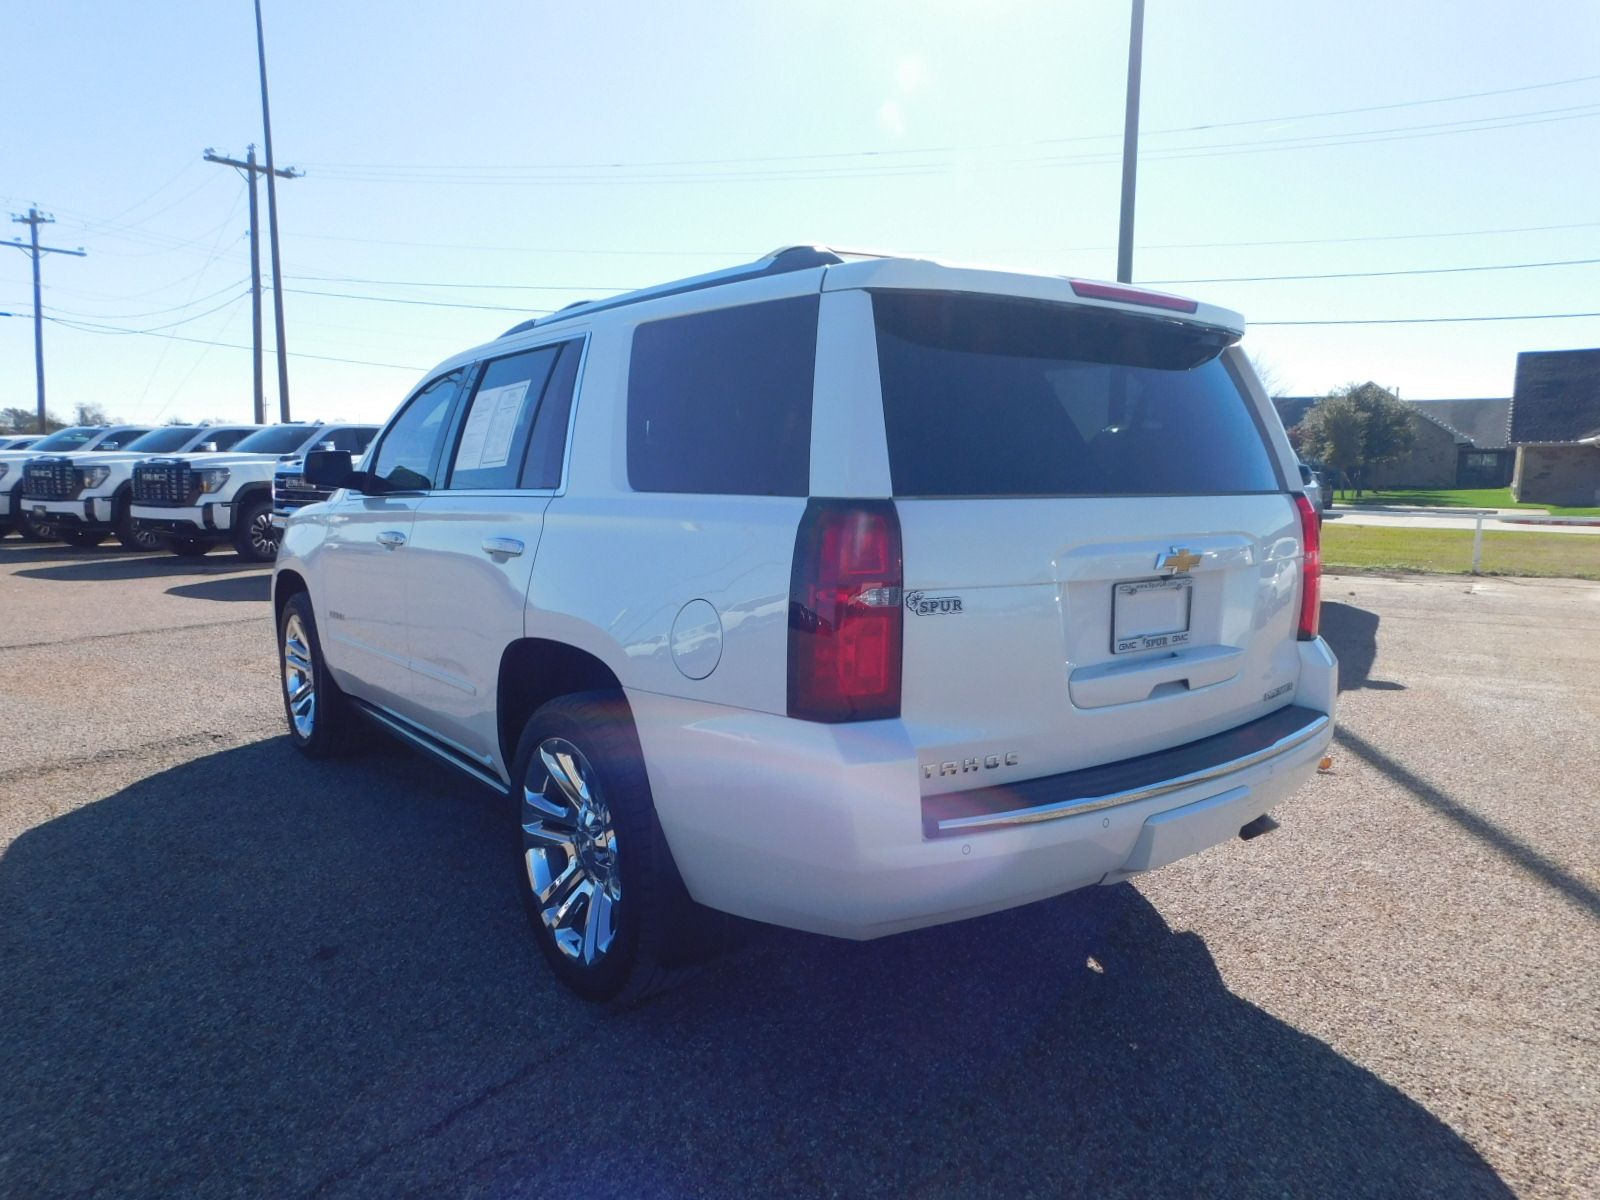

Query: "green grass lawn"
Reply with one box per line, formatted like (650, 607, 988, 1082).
(1321, 523, 1600, 581)
(1335, 486, 1600, 518)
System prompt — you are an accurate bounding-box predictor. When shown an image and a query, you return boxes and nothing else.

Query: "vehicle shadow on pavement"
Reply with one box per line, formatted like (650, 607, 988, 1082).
(0, 741, 1512, 1200)
(1320, 600, 1405, 692)
(15, 555, 261, 582)
(165, 575, 272, 603)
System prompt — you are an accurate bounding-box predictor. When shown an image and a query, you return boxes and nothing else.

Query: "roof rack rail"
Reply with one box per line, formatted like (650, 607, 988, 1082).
(498, 244, 875, 338)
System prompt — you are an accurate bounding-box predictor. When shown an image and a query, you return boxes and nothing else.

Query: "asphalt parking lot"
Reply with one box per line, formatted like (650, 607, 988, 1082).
(1, 540, 1596, 1199)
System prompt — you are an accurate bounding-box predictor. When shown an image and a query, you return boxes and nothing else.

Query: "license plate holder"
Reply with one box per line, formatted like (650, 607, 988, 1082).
(1112, 576, 1193, 655)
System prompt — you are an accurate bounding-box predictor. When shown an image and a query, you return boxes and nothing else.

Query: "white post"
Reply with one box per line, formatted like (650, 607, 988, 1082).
(1472, 513, 1485, 575)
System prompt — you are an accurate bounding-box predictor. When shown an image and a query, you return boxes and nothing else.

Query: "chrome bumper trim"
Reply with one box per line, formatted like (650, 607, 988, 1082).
(935, 713, 1330, 834)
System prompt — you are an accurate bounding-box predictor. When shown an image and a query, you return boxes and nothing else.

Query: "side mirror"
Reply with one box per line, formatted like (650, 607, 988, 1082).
(304, 449, 357, 489)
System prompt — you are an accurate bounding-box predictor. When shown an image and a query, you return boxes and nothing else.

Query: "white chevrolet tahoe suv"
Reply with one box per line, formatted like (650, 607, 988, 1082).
(273, 246, 1337, 1003)
(22, 423, 261, 550)
(131, 423, 379, 561)
(2, 425, 152, 542)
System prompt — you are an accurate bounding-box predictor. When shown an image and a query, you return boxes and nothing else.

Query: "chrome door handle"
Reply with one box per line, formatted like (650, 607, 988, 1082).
(481, 536, 524, 558)
(376, 530, 407, 549)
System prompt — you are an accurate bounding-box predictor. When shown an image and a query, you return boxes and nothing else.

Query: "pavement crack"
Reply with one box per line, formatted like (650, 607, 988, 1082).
(0, 615, 269, 653)
(301, 1058, 548, 1199)
(0, 725, 281, 787)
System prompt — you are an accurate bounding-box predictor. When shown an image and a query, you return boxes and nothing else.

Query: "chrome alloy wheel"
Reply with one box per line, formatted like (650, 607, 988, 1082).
(249, 511, 279, 558)
(523, 738, 621, 966)
(281, 612, 317, 739)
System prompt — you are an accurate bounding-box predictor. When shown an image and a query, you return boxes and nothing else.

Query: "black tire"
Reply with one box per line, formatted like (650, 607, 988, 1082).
(60, 528, 106, 548)
(114, 493, 164, 551)
(14, 504, 52, 542)
(513, 692, 734, 1005)
(164, 537, 212, 558)
(277, 591, 359, 757)
(232, 496, 278, 562)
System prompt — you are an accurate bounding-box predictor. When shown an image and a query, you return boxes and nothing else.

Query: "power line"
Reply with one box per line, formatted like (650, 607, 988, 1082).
(299, 71, 1600, 173)
(1107, 219, 1600, 252)
(45, 291, 249, 335)
(280, 252, 1600, 301)
(288, 272, 627, 293)
(1254, 312, 1600, 326)
(1148, 256, 1600, 285)
(27, 313, 425, 370)
(283, 286, 548, 314)
(302, 103, 1600, 186)
(14, 278, 251, 321)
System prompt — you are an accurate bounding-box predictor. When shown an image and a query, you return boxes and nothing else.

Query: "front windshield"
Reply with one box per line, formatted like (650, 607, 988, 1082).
(232, 425, 317, 454)
(125, 427, 201, 453)
(29, 427, 100, 452)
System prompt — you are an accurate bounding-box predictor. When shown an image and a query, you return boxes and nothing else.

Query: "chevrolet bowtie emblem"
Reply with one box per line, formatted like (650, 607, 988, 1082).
(1158, 547, 1202, 574)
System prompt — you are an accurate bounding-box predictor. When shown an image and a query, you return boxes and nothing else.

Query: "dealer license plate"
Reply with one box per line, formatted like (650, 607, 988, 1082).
(1112, 576, 1193, 655)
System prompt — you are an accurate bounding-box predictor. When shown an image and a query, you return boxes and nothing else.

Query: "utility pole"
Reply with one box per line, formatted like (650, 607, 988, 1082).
(204, 145, 298, 424)
(6, 208, 86, 433)
(1116, 0, 1146, 284)
(255, 0, 294, 422)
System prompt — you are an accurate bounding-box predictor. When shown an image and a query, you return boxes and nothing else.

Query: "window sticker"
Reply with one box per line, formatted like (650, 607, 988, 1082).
(457, 380, 531, 471)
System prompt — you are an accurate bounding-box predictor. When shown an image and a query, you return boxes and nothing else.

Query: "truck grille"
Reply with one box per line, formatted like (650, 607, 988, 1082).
(22, 458, 78, 500)
(272, 472, 326, 510)
(133, 461, 198, 506)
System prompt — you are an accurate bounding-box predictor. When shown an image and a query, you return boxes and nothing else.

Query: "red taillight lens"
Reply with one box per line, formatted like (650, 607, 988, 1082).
(1295, 492, 1321, 640)
(788, 500, 904, 722)
(1068, 279, 1199, 313)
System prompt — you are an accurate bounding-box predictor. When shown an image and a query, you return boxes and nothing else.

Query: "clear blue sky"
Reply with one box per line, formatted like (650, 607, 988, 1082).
(4, 0, 1599, 426)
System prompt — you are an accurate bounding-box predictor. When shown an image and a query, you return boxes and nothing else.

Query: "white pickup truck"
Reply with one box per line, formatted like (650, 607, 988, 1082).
(22, 423, 261, 549)
(2, 425, 152, 542)
(131, 423, 380, 561)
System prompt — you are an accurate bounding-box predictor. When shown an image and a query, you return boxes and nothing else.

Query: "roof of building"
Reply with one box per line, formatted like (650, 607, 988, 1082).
(1510, 348, 1600, 444)
(1406, 398, 1513, 450)
(1271, 396, 1321, 430)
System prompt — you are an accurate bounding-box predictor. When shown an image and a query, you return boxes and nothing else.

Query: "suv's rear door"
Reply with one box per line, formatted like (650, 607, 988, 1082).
(867, 290, 1304, 789)
(404, 337, 584, 768)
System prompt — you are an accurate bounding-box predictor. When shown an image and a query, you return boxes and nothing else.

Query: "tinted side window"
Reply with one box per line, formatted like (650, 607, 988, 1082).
(628, 296, 817, 496)
(873, 292, 1278, 498)
(446, 347, 561, 490)
(368, 372, 462, 491)
(520, 341, 582, 489)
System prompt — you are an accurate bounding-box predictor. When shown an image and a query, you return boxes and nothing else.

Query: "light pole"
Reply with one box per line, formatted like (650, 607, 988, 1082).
(1116, 0, 1145, 284)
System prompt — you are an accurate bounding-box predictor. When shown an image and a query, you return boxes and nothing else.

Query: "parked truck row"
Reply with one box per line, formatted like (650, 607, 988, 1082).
(0, 422, 377, 560)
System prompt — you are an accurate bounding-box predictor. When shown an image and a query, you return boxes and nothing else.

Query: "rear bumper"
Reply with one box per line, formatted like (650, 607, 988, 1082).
(633, 639, 1337, 940)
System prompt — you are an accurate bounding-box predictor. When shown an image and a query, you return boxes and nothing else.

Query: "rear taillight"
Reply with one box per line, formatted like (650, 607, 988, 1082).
(788, 500, 903, 722)
(1295, 493, 1321, 640)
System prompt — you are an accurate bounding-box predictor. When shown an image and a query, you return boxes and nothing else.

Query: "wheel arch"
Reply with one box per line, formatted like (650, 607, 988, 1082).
(497, 638, 628, 773)
(274, 568, 309, 625)
(233, 480, 273, 507)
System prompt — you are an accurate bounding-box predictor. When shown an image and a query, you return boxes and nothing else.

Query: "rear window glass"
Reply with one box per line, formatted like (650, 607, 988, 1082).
(873, 292, 1279, 498)
(628, 296, 818, 496)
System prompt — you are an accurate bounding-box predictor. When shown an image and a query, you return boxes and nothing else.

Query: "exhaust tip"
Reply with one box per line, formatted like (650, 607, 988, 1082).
(1238, 813, 1279, 841)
